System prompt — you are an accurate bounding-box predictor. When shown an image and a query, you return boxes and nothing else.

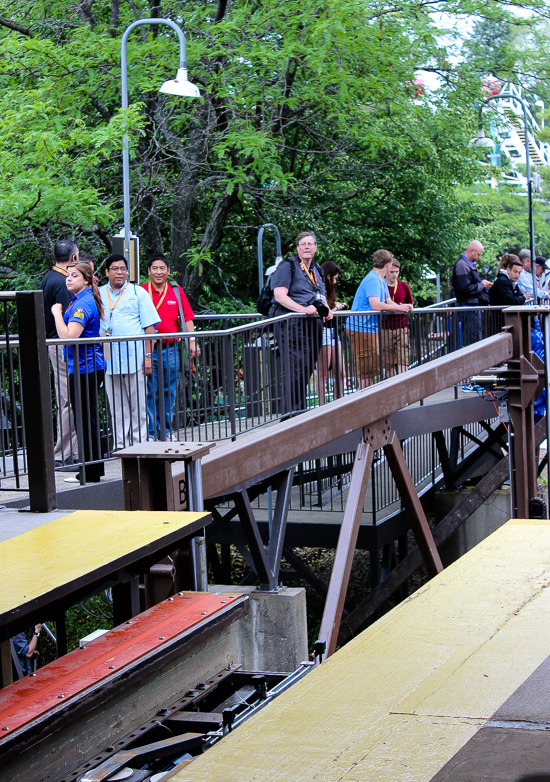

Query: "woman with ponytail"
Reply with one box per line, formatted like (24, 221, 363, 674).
(51, 260, 105, 483)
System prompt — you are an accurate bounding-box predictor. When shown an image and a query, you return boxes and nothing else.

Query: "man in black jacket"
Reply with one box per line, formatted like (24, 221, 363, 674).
(39, 239, 79, 466)
(451, 241, 493, 346)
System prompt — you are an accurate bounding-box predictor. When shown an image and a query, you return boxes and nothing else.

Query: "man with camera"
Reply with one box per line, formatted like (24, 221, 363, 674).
(270, 231, 332, 416)
(346, 249, 413, 387)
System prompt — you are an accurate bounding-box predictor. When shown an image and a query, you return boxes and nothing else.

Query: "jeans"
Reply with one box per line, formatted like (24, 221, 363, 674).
(147, 345, 180, 438)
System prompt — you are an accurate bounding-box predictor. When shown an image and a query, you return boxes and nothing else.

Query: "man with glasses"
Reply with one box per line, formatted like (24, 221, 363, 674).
(99, 255, 160, 450)
(270, 231, 332, 416)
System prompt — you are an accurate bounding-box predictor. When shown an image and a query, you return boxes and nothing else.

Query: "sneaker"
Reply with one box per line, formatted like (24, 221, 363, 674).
(462, 384, 476, 392)
(64, 475, 81, 483)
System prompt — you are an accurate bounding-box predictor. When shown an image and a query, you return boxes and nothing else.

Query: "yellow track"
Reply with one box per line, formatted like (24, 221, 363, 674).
(0, 509, 207, 615)
(174, 519, 550, 782)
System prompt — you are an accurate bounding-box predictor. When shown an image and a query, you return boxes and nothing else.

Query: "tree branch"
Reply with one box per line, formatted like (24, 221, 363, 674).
(77, 1, 97, 28)
(0, 15, 32, 37)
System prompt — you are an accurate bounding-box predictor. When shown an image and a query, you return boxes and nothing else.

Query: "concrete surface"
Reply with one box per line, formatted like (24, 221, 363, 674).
(435, 487, 511, 566)
(209, 585, 308, 673)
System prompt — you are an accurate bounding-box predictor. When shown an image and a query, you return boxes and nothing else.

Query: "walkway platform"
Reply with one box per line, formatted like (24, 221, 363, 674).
(173, 519, 550, 782)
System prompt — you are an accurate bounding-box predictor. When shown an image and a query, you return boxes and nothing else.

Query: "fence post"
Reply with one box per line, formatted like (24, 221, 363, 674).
(16, 291, 57, 512)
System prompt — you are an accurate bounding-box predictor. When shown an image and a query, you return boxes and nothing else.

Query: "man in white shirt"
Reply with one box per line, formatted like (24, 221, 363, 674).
(99, 255, 160, 449)
(518, 248, 536, 302)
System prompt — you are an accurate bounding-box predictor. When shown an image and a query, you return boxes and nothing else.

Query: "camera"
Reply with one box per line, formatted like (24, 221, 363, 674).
(308, 290, 330, 318)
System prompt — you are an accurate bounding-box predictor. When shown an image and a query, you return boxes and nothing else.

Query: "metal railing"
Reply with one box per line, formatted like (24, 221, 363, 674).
(0, 304, 518, 495)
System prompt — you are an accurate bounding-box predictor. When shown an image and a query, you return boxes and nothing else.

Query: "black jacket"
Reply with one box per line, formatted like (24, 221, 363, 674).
(489, 271, 526, 306)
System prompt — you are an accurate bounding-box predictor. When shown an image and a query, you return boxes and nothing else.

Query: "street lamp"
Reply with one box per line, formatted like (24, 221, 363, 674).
(474, 92, 537, 301)
(120, 18, 200, 279)
(257, 223, 283, 294)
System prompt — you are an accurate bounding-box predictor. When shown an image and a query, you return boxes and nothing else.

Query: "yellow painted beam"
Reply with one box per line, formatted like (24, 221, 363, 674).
(0, 509, 208, 615)
(173, 519, 550, 782)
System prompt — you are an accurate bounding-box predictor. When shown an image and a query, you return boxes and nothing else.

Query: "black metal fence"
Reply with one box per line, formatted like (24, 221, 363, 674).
(0, 302, 514, 496)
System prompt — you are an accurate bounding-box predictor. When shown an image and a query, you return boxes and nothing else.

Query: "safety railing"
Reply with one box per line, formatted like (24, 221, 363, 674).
(0, 305, 520, 493)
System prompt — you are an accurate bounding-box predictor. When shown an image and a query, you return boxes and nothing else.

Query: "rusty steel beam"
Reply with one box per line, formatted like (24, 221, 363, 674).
(199, 333, 513, 501)
(318, 439, 374, 657)
(383, 432, 443, 577)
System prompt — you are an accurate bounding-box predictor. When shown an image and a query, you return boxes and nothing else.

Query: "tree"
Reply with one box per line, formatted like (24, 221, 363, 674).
(0, 0, 545, 306)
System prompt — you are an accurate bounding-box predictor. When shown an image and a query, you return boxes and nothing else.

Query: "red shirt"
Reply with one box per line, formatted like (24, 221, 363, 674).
(380, 280, 413, 330)
(141, 282, 194, 338)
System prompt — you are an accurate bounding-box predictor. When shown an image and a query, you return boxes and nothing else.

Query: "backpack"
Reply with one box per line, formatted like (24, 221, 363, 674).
(256, 258, 297, 316)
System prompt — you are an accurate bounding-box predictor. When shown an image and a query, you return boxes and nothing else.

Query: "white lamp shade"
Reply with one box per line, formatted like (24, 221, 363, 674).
(159, 68, 200, 98)
(468, 128, 495, 149)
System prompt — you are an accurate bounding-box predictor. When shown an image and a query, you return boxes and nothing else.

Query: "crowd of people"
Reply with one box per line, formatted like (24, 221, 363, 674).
(39, 232, 546, 481)
(40, 240, 197, 483)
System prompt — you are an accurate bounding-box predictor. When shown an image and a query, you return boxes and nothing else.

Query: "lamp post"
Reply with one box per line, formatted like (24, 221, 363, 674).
(257, 223, 283, 293)
(476, 92, 537, 301)
(120, 18, 200, 278)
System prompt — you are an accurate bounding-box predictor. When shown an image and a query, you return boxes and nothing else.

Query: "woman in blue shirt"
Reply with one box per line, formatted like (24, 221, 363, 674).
(51, 261, 105, 483)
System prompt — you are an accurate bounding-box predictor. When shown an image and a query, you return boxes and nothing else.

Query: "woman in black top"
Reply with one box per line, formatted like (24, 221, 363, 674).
(489, 254, 527, 306)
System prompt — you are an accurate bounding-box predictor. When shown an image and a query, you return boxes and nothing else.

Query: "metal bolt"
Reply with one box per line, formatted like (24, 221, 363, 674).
(126, 620, 133, 625)
(159, 636, 165, 640)
(30, 673, 36, 677)
(168, 597, 174, 602)
(2, 727, 8, 731)
(58, 694, 64, 699)
(201, 611, 207, 615)
(220, 600, 227, 604)
(229, 595, 236, 598)
(109, 665, 115, 669)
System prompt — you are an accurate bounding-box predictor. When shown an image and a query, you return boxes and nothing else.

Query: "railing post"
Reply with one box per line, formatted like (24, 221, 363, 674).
(16, 291, 57, 511)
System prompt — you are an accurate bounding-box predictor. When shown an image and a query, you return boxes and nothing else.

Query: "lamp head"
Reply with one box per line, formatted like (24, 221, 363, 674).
(468, 128, 495, 149)
(159, 68, 200, 98)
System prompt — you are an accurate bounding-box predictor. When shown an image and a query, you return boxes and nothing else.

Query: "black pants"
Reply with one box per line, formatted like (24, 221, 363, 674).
(275, 317, 323, 416)
(69, 369, 105, 482)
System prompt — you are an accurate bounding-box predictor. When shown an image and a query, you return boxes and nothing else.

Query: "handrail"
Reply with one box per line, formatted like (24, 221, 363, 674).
(200, 332, 513, 499)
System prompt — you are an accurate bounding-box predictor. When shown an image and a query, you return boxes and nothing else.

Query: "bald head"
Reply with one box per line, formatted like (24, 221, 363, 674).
(465, 241, 484, 263)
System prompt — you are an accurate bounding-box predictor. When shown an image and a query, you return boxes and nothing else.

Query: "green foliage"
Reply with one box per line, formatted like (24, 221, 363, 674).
(0, 0, 546, 307)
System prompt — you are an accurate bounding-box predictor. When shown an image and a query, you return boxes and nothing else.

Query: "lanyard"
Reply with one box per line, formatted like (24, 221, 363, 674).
(52, 266, 68, 277)
(147, 281, 169, 311)
(299, 260, 317, 287)
(390, 284, 396, 302)
(107, 280, 128, 314)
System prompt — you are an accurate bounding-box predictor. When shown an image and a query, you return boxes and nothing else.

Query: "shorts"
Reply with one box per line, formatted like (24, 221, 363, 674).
(346, 330, 380, 380)
(382, 327, 410, 372)
(322, 327, 340, 347)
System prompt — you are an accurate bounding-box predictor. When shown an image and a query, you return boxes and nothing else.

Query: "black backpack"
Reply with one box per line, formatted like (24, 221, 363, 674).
(256, 258, 295, 316)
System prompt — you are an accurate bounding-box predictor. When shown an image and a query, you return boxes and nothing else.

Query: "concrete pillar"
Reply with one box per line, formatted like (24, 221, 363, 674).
(435, 487, 511, 567)
(209, 585, 308, 672)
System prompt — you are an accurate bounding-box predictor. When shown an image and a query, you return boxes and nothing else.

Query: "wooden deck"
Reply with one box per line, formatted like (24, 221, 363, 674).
(173, 519, 550, 782)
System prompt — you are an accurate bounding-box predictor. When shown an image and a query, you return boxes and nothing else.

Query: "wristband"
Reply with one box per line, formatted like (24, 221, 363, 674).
(34, 632, 40, 637)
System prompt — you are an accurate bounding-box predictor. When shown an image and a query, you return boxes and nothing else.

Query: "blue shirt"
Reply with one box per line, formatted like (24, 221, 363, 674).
(99, 282, 160, 375)
(63, 288, 105, 374)
(348, 270, 389, 333)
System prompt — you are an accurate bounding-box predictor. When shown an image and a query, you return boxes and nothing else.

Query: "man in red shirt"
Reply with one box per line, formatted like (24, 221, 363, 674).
(380, 259, 414, 377)
(142, 254, 197, 439)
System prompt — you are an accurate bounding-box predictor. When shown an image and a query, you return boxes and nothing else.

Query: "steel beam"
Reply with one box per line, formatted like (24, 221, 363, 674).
(267, 469, 294, 584)
(383, 431, 443, 577)
(318, 438, 374, 658)
(199, 333, 513, 501)
(234, 491, 275, 591)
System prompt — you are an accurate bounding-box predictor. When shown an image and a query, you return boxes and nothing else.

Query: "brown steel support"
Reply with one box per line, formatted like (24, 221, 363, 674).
(383, 431, 443, 577)
(503, 309, 544, 518)
(318, 438, 374, 658)
(234, 490, 274, 590)
(267, 468, 294, 584)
